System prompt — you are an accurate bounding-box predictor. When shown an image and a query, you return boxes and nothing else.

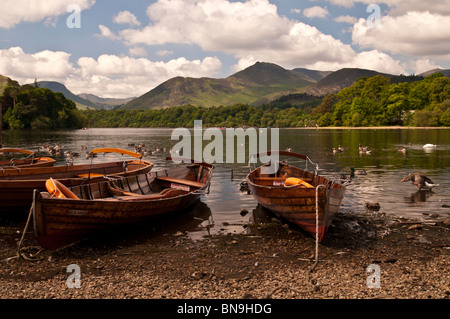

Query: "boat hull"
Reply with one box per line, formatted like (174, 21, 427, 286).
(33, 189, 203, 249)
(33, 162, 213, 249)
(0, 157, 56, 168)
(0, 159, 153, 215)
(247, 154, 345, 242)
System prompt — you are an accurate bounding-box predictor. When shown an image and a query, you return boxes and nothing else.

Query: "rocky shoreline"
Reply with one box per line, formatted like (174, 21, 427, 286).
(0, 207, 449, 300)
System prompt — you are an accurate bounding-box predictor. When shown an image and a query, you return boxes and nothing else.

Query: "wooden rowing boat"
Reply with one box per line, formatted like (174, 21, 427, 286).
(0, 148, 153, 215)
(0, 148, 56, 168)
(246, 151, 345, 242)
(32, 158, 213, 249)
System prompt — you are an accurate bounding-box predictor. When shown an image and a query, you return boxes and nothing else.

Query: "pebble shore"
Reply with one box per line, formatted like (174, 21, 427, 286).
(0, 209, 449, 300)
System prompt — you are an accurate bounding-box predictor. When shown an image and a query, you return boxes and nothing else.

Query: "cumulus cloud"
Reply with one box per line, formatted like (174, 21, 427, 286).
(403, 59, 442, 75)
(69, 55, 222, 98)
(334, 15, 357, 24)
(303, 6, 329, 19)
(0, 47, 222, 98)
(128, 47, 148, 57)
(326, 0, 450, 16)
(113, 11, 141, 26)
(115, 0, 407, 74)
(352, 12, 450, 58)
(0, 0, 95, 28)
(96, 25, 118, 40)
(0, 47, 76, 83)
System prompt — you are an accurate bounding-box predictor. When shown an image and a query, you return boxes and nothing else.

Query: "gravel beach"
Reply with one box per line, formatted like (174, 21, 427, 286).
(0, 206, 449, 301)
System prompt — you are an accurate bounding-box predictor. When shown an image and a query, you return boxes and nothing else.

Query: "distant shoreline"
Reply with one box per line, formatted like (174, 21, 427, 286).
(293, 126, 450, 130)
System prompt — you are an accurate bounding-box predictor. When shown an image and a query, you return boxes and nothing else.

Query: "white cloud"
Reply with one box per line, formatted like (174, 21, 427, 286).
(303, 6, 329, 19)
(0, 46, 222, 98)
(0, 0, 95, 28)
(157, 50, 174, 57)
(352, 12, 450, 58)
(0, 47, 76, 83)
(115, 0, 410, 74)
(96, 25, 118, 40)
(128, 47, 148, 57)
(402, 59, 442, 75)
(326, 0, 450, 16)
(334, 15, 357, 24)
(69, 55, 223, 98)
(113, 11, 140, 26)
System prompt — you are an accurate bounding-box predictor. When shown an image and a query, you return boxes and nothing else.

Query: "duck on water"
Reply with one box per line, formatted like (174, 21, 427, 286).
(401, 173, 439, 190)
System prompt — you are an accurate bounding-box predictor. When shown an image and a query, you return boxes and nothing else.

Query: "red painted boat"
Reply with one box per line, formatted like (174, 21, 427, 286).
(246, 151, 345, 242)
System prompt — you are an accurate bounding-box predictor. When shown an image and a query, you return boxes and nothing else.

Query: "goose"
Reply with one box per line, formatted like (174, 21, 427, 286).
(359, 143, 369, 152)
(398, 145, 407, 153)
(401, 172, 439, 190)
(351, 168, 367, 177)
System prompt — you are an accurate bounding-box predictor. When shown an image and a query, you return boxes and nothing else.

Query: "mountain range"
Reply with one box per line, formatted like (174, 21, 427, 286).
(1, 63, 449, 110)
(35, 81, 134, 110)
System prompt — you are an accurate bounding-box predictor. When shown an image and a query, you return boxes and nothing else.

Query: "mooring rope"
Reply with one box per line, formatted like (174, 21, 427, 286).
(0, 202, 42, 262)
(306, 184, 327, 288)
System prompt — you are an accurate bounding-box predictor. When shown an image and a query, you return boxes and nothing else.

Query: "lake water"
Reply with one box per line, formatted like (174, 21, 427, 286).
(2, 127, 449, 240)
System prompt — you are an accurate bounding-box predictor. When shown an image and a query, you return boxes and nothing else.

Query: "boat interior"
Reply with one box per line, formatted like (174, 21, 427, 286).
(249, 161, 344, 190)
(60, 163, 211, 201)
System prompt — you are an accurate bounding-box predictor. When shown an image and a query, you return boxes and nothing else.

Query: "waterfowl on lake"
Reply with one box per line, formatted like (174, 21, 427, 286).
(351, 168, 367, 176)
(401, 172, 439, 190)
(398, 145, 407, 153)
(338, 145, 348, 151)
(359, 149, 371, 155)
(423, 144, 436, 149)
(332, 147, 342, 154)
(359, 144, 369, 152)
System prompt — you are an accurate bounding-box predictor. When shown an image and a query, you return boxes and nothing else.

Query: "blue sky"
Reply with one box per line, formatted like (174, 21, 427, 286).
(1, 0, 449, 98)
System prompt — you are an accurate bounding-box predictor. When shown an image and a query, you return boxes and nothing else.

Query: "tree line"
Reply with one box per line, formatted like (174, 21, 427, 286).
(0, 79, 87, 129)
(1, 73, 449, 129)
(313, 73, 450, 127)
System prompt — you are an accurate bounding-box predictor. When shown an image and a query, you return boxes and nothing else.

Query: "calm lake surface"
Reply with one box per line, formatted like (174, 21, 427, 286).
(2, 127, 449, 240)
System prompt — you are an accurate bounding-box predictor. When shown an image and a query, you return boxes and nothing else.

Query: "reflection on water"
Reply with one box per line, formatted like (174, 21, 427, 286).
(2, 128, 450, 239)
(403, 190, 434, 203)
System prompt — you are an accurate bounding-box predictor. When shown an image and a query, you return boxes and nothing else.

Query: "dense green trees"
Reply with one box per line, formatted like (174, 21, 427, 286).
(83, 104, 314, 128)
(0, 79, 87, 129)
(314, 73, 450, 127)
(1, 73, 449, 130)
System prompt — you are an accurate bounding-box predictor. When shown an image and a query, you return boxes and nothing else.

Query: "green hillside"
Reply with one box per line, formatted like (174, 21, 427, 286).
(0, 75, 10, 96)
(37, 81, 94, 109)
(122, 62, 316, 109)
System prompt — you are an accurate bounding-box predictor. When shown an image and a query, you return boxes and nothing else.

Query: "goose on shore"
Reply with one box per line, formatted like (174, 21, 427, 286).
(401, 172, 439, 190)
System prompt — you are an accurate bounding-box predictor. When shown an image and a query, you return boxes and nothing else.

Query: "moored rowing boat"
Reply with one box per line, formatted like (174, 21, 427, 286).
(0, 148, 56, 168)
(246, 151, 345, 242)
(0, 148, 153, 215)
(32, 158, 213, 249)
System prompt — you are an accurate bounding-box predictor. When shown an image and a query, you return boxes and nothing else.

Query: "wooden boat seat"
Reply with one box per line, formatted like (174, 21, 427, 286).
(102, 188, 185, 201)
(155, 176, 204, 188)
(77, 173, 105, 178)
(106, 181, 143, 197)
(253, 177, 312, 182)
